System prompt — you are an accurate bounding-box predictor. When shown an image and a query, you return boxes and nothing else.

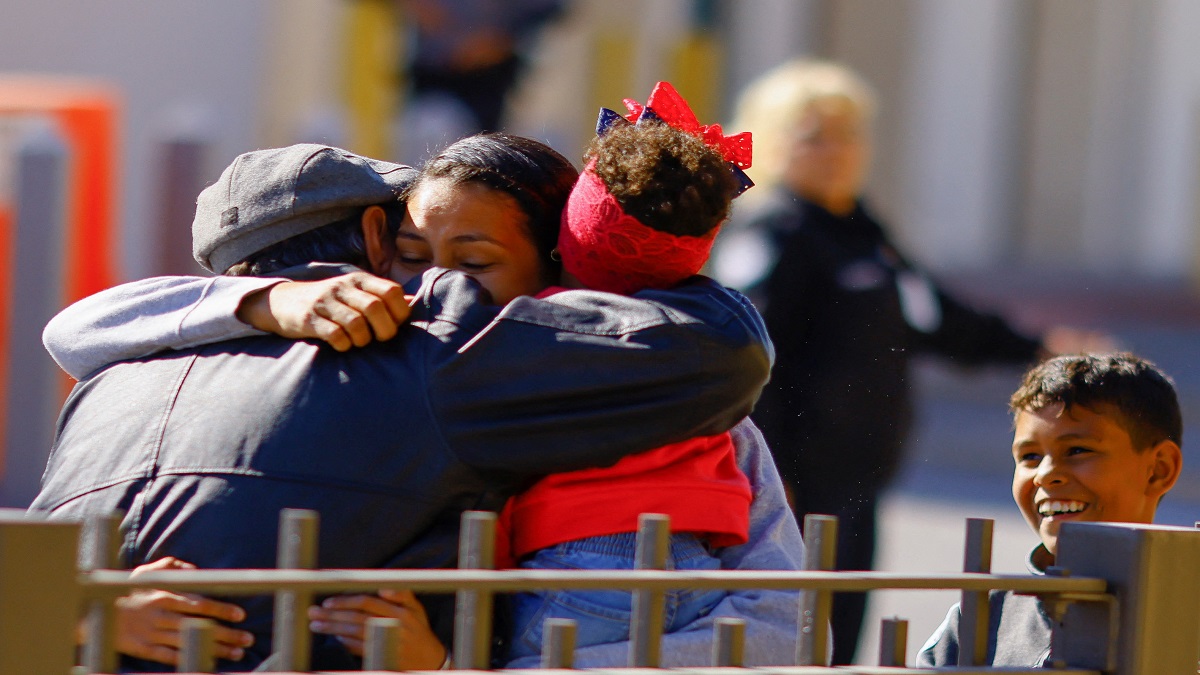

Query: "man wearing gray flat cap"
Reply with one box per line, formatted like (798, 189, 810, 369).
(33, 142, 774, 672)
(193, 143, 416, 275)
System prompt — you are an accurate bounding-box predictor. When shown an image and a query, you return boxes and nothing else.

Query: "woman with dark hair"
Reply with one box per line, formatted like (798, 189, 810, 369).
(381, 132, 577, 304)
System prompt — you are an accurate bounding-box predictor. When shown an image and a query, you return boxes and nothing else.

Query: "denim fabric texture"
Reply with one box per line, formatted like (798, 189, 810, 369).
(504, 532, 725, 663)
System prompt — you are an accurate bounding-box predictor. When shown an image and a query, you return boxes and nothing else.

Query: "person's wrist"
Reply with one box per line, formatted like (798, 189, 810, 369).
(234, 284, 282, 332)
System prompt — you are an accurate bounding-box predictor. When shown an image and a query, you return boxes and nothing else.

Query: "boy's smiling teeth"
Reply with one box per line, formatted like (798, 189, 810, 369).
(1038, 499, 1087, 517)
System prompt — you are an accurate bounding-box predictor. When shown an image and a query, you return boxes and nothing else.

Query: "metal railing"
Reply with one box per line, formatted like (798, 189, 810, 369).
(2, 508, 1198, 674)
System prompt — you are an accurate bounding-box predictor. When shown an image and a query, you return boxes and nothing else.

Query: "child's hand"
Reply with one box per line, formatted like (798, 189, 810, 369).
(309, 589, 446, 669)
(109, 557, 254, 665)
(237, 272, 413, 350)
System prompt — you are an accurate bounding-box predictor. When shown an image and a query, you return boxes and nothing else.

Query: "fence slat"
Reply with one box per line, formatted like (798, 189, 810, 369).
(541, 618, 577, 669)
(878, 616, 908, 667)
(82, 512, 124, 674)
(0, 510, 81, 674)
(453, 511, 496, 670)
(364, 617, 401, 671)
(178, 617, 216, 673)
(629, 513, 669, 667)
(797, 514, 836, 665)
(270, 508, 318, 672)
(958, 518, 994, 667)
(713, 617, 746, 666)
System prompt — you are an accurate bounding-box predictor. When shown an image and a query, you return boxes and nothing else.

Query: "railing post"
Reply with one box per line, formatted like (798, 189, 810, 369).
(364, 617, 401, 671)
(0, 509, 82, 674)
(270, 508, 318, 672)
(82, 512, 124, 673)
(1056, 521, 1200, 674)
(713, 617, 746, 666)
(630, 513, 669, 667)
(152, 133, 211, 275)
(453, 510, 496, 670)
(178, 617, 217, 673)
(958, 517, 993, 666)
(878, 617, 908, 667)
(541, 618, 577, 669)
(1, 118, 68, 508)
(797, 513, 836, 665)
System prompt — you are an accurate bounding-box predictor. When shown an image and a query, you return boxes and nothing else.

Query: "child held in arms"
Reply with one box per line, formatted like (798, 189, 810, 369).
(496, 82, 760, 666)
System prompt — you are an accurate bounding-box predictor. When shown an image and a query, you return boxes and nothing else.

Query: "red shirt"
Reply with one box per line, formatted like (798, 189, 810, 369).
(495, 287, 752, 566)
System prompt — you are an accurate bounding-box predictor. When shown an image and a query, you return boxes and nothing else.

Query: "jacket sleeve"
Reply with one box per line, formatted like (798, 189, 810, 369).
(916, 283, 1045, 365)
(42, 275, 280, 379)
(916, 602, 962, 667)
(536, 418, 804, 668)
(424, 272, 773, 476)
(881, 230, 1043, 366)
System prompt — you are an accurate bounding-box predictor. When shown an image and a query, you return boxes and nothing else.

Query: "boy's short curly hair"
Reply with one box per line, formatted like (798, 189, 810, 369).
(1009, 352, 1182, 450)
(584, 122, 739, 237)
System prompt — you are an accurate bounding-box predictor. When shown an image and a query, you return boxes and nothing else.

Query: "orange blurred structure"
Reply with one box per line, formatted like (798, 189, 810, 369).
(0, 77, 120, 482)
(0, 77, 119, 300)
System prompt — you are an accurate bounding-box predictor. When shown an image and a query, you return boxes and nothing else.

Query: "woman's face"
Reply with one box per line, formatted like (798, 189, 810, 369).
(389, 177, 549, 305)
(784, 98, 870, 214)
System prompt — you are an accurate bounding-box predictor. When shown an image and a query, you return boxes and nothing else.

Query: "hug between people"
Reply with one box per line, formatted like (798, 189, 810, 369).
(35, 75, 1184, 671)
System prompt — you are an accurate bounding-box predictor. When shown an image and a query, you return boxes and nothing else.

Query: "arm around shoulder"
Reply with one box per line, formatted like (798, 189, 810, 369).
(433, 276, 773, 476)
(43, 275, 281, 379)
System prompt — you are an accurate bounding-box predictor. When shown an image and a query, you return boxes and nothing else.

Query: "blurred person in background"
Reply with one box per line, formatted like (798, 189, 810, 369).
(711, 58, 1107, 665)
(395, 0, 566, 162)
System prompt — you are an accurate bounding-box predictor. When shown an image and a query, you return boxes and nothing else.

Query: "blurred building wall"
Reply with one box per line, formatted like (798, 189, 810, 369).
(0, 0, 1197, 284)
(0, 1, 270, 280)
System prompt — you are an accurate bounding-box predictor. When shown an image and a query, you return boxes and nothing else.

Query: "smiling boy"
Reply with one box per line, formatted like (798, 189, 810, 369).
(917, 353, 1184, 667)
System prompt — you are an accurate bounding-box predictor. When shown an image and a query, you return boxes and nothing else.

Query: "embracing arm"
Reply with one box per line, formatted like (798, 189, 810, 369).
(309, 419, 804, 669)
(429, 273, 774, 475)
(42, 276, 280, 379)
(43, 269, 411, 380)
(564, 418, 803, 667)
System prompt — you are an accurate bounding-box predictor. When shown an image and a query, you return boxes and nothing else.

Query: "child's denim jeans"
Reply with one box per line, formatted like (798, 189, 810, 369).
(503, 531, 727, 666)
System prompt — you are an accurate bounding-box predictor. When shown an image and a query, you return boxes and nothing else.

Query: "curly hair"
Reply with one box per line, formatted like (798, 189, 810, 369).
(1009, 352, 1182, 450)
(584, 122, 738, 237)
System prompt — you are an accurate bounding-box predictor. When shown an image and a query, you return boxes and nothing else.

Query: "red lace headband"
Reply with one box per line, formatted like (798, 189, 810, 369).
(558, 167, 719, 294)
(556, 81, 753, 295)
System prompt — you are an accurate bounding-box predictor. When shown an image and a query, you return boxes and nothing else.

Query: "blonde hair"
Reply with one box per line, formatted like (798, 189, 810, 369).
(731, 59, 877, 192)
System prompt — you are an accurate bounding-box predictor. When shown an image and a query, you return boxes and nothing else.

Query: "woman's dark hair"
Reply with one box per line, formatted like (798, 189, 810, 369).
(406, 132, 579, 284)
(1010, 352, 1183, 449)
(584, 122, 739, 237)
(226, 201, 406, 276)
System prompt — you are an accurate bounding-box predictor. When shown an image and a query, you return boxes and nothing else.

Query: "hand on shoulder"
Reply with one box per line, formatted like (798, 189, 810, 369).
(237, 272, 414, 350)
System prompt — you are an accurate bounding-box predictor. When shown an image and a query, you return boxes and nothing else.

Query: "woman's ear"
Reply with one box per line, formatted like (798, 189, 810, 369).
(361, 205, 395, 275)
(1146, 439, 1183, 499)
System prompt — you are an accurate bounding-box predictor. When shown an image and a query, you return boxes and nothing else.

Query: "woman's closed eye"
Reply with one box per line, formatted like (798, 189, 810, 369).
(457, 261, 496, 273)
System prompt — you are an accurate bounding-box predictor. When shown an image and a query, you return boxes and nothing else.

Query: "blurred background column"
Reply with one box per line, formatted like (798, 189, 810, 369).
(896, 0, 1032, 268)
(0, 118, 67, 507)
(0, 79, 119, 507)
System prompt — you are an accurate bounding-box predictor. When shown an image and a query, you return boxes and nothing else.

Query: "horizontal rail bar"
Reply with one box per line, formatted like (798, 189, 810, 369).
(80, 568, 1107, 599)
(52, 664, 1105, 675)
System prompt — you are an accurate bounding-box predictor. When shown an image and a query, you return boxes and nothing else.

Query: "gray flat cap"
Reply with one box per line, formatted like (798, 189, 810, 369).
(193, 144, 418, 273)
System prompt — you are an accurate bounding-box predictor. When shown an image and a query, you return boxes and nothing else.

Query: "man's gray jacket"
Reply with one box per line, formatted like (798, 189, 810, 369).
(31, 268, 771, 670)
